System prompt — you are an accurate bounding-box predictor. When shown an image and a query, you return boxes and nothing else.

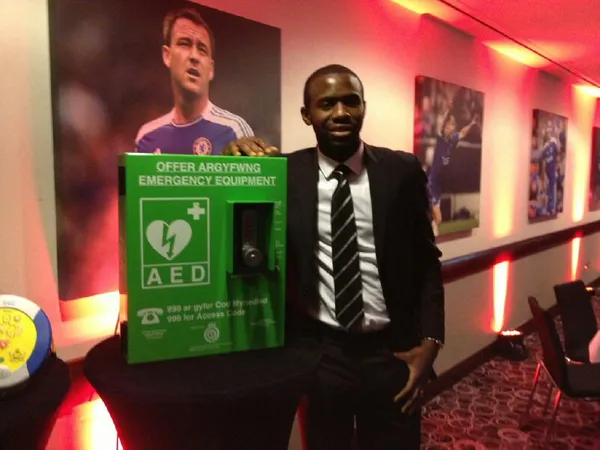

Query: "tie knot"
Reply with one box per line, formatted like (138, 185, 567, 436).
(332, 164, 351, 181)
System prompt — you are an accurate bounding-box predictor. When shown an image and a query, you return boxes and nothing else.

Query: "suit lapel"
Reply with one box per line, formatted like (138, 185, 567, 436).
(365, 145, 392, 272)
(295, 148, 319, 251)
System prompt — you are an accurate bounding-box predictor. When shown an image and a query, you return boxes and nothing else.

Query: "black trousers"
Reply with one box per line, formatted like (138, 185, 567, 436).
(290, 318, 421, 450)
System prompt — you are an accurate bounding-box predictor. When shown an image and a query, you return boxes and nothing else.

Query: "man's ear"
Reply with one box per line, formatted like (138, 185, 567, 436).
(300, 106, 311, 126)
(161, 45, 171, 68)
(208, 59, 215, 82)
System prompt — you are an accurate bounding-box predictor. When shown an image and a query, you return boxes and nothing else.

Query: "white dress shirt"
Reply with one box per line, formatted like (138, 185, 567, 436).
(310, 144, 390, 332)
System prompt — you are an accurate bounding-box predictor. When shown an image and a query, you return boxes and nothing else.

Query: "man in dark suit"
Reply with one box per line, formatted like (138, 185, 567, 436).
(225, 64, 444, 449)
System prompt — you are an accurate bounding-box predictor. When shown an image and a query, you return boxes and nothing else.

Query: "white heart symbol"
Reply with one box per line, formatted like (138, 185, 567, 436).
(146, 220, 192, 260)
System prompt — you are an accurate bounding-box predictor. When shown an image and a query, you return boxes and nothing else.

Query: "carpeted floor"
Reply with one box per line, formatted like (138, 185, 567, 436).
(421, 302, 600, 449)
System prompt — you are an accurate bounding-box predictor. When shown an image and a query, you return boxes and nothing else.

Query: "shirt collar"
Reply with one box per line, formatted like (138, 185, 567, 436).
(170, 101, 213, 127)
(317, 142, 365, 179)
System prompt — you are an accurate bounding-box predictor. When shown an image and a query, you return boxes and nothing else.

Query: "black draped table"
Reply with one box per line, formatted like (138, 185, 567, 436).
(0, 354, 71, 450)
(84, 336, 321, 450)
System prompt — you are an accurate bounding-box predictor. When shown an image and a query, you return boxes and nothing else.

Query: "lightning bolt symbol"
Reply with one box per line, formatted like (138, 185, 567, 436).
(162, 226, 177, 259)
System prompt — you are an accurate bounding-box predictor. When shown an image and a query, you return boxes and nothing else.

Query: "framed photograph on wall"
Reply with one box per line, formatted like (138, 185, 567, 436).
(414, 75, 484, 238)
(589, 127, 600, 211)
(48, 0, 281, 304)
(528, 109, 567, 222)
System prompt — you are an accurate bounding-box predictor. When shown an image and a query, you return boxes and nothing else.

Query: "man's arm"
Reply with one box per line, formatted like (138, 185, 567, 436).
(134, 135, 162, 154)
(412, 154, 445, 345)
(458, 116, 478, 140)
(133, 111, 173, 153)
(134, 136, 151, 153)
(393, 155, 445, 412)
(237, 118, 254, 138)
(540, 158, 547, 177)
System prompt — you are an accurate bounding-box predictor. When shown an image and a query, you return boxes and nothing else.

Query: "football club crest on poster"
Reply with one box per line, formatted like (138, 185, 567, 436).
(193, 137, 212, 155)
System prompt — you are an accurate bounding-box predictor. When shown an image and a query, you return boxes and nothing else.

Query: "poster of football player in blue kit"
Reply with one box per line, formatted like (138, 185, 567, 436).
(49, 0, 281, 301)
(528, 109, 567, 222)
(414, 75, 483, 238)
(589, 127, 600, 212)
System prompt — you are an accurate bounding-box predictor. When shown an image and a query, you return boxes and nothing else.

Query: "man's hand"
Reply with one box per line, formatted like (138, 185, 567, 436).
(223, 137, 279, 157)
(393, 340, 439, 414)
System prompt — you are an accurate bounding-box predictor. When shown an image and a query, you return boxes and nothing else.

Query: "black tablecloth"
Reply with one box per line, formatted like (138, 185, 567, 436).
(84, 336, 322, 450)
(0, 354, 71, 450)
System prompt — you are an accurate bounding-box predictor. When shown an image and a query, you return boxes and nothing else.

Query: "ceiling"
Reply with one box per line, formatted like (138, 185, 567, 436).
(404, 0, 600, 88)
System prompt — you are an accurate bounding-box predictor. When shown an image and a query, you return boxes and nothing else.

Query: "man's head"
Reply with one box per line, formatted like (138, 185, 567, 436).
(301, 64, 366, 162)
(162, 7, 215, 100)
(543, 118, 555, 143)
(441, 113, 456, 138)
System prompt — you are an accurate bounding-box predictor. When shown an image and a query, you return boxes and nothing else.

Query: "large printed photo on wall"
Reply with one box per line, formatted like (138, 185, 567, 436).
(589, 127, 600, 211)
(528, 109, 567, 222)
(414, 75, 484, 238)
(49, 0, 281, 301)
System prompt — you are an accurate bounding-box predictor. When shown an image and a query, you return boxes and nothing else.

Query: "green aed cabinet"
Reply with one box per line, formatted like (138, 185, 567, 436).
(118, 153, 287, 364)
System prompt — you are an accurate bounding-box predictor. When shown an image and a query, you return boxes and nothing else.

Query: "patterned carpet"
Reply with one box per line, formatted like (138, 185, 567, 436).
(421, 302, 600, 449)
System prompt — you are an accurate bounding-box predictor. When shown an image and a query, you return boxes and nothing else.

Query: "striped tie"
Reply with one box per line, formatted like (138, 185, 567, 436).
(331, 165, 364, 330)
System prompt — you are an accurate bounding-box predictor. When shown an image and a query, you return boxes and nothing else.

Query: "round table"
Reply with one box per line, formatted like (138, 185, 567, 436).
(84, 336, 322, 450)
(0, 354, 71, 450)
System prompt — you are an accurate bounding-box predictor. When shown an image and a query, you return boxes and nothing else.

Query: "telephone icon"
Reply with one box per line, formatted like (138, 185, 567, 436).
(137, 308, 163, 325)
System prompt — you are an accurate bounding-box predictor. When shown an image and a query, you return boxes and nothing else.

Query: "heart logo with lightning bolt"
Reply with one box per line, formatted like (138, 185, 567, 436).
(146, 220, 192, 261)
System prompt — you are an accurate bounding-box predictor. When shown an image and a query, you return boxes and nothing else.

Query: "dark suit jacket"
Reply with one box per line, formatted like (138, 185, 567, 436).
(285, 144, 445, 351)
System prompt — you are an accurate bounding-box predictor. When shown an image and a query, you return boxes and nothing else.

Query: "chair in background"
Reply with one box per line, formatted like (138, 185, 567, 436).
(521, 296, 600, 446)
(553, 280, 598, 363)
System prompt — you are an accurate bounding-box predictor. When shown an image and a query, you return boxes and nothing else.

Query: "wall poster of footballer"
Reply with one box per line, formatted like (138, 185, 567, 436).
(528, 109, 567, 222)
(588, 127, 600, 212)
(48, 0, 281, 301)
(414, 75, 484, 238)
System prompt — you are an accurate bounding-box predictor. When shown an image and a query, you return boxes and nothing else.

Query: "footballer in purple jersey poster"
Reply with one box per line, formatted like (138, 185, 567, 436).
(589, 127, 600, 212)
(48, 0, 281, 302)
(413, 75, 483, 239)
(528, 109, 567, 222)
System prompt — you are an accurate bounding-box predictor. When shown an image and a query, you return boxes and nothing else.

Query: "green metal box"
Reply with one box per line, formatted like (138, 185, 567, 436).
(118, 154, 287, 364)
